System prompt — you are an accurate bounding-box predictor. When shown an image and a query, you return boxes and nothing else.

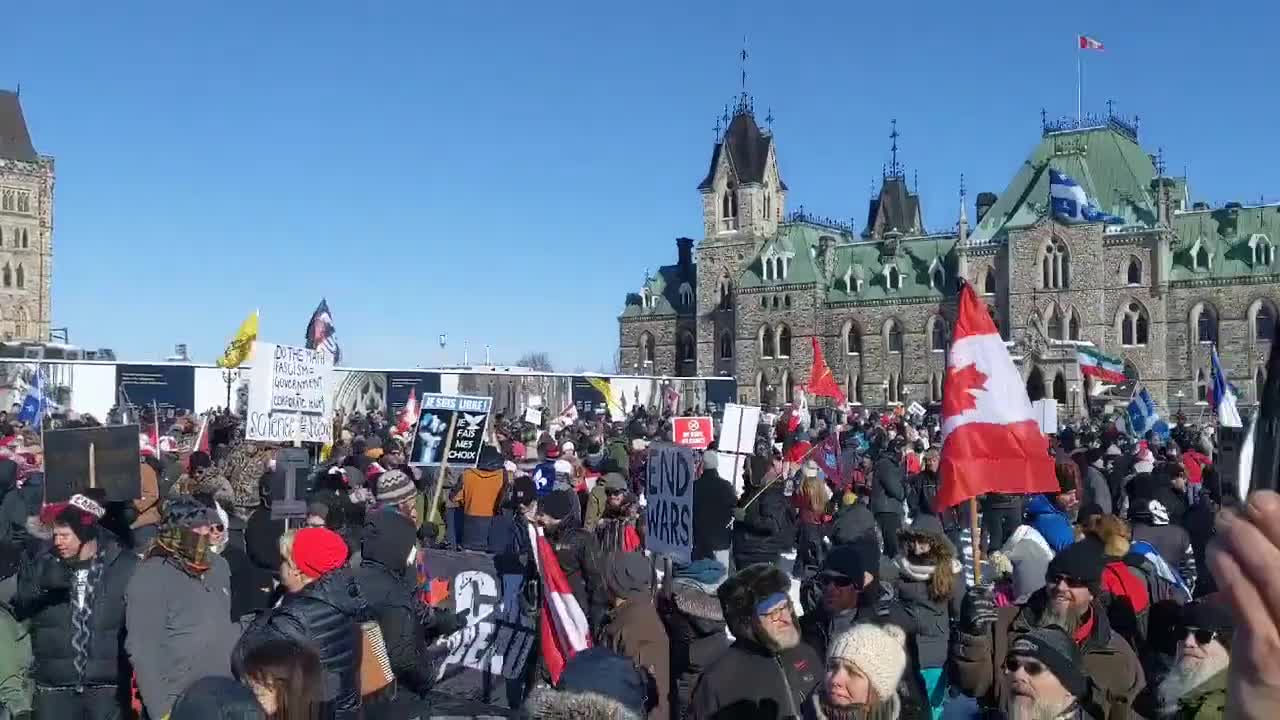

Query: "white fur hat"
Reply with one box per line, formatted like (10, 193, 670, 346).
(827, 623, 909, 702)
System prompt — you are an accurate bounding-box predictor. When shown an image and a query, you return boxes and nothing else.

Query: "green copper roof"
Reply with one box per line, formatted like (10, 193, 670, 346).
(827, 235, 957, 303)
(737, 222, 843, 288)
(1170, 203, 1280, 282)
(971, 124, 1158, 243)
(620, 264, 696, 318)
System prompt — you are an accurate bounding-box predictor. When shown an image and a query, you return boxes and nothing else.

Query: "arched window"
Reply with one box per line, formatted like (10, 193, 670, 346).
(1196, 369, 1209, 403)
(1053, 372, 1068, 406)
(784, 294, 792, 309)
(679, 331, 695, 363)
(719, 331, 733, 361)
(1026, 366, 1045, 402)
(887, 320, 904, 353)
(760, 325, 775, 358)
(1251, 299, 1277, 343)
(1068, 312, 1080, 341)
(930, 317, 946, 351)
(982, 269, 997, 295)
(931, 266, 945, 290)
(782, 371, 795, 405)
(678, 282, 694, 309)
(1194, 244, 1210, 271)
(721, 183, 739, 230)
(2, 264, 10, 288)
(1126, 256, 1142, 285)
(776, 325, 792, 358)
(20, 229, 27, 249)
(845, 323, 862, 355)
(763, 258, 773, 282)
(1042, 238, 1069, 289)
(848, 373, 862, 404)
(640, 333, 655, 365)
(15, 265, 23, 289)
(771, 295, 780, 310)
(886, 266, 901, 291)
(718, 276, 733, 310)
(756, 372, 768, 405)
(1193, 302, 1219, 344)
(760, 295, 768, 309)
(1257, 367, 1267, 403)
(1048, 307, 1064, 340)
(1120, 301, 1149, 346)
(1252, 235, 1274, 266)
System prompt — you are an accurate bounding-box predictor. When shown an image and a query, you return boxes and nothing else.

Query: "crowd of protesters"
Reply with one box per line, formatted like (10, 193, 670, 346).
(0, 398, 1277, 720)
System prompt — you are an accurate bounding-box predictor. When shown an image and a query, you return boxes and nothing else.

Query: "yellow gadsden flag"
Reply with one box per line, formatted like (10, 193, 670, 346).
(216, 310, 259, 368)
(587, 376, 625, 419)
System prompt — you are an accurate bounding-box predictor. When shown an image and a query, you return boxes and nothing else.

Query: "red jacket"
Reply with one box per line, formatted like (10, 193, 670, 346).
(1182, 450, 1211, 486)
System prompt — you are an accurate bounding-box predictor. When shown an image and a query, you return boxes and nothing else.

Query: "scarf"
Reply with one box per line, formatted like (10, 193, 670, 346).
(70, 552, 105, 688)
(894, 555, 937, 582)
(148, 525, 212, 577)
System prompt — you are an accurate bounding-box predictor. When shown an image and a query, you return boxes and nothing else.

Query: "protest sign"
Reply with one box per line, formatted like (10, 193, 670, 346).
(644, 443, 695, 563)
(523, 408, 542, 426)
(116, 365, 195, 418)
(245, 342, 333, 444)
(1031, 399, 1058, 435)
(44, 425, 142, 502)
(908, 401, 927, 418)
(717, 403, 761, 453)
(412, 394, 493, 467)
(420, 549, 537, 711)
(673, 416, 713, 449)
(268, 447, 311, 521)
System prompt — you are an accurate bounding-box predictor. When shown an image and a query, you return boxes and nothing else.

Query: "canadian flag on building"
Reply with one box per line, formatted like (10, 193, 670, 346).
(528, 524, 591, 683)
(936, 283, 1057, 509)
(1079, 35, 1104, 50)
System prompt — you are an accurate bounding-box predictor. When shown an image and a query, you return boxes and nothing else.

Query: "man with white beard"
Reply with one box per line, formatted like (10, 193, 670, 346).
(1155, 601, 1231, 719)
(1000, 626, 1094, 720)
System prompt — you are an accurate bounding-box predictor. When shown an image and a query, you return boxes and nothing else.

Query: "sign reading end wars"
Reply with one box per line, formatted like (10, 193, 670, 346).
(672, 416, 713, 449)
(644, 443, 695, 564)
(246, 342, 333, 444)
(412, 394, 493, 467)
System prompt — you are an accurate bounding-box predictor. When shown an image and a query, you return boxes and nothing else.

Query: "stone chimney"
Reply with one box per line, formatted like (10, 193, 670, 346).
(677, 237, 695, 279)
(976, 192, 997, 223)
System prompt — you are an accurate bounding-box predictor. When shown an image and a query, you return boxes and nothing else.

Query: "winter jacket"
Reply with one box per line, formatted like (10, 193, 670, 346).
(222, 542, 274, 622)
(585, 484, 608, 530)
(1167, 670, 1226, 720)
(692, 469, 735, 560)
(353, 510, 437, 699)
(606, 438, 631, 476)
(455, 468, 505, 518)
(952, 588, 1144, 720)
(660, 578, 729, 719)
(732, 484, 793, 565)
(488, 509, 534, 578)
(233, 568, 370, 720)
(599, 596, 671, 720)
(244, 507, 285, 574)
(0, 602, 31, 717)
(126, 552, 238, 719)
(1082, 465, 1113, 516)
(870, 456, 906, 515)
(1182, 450, 1211, 487)
(891, 556, 964, 670)
(906, 468, 961, 533)
(830, 500, 878, 550)
(1131, 521, 1196, 591)
(13, 539, 137, 690)
(131, 462, 163, 531)
(549, 522, 608, 631)
(1023, 495, 1075, 552)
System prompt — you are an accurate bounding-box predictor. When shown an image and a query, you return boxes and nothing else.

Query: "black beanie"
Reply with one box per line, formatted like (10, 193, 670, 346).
(1009, 625, 1089, 699)
(541, 489, 576, 521)
(1180, 600, 1234, 650)
(1046, 537, 1104, 589)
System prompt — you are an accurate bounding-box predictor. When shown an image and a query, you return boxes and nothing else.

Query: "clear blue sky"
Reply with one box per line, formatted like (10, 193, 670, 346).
(7, 1, 1277, 372)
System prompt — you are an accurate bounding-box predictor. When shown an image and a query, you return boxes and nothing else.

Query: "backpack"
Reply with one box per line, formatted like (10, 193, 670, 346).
(1123, 540, 1192, 605)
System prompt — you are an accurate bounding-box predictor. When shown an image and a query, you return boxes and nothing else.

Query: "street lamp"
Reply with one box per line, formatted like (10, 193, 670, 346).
(1175, 389, 1185, 419)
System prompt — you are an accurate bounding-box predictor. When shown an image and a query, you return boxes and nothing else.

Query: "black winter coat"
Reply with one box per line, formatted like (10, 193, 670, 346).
(0, 460, 27, 580)
(234, 569, 370, 720)
(549, 524, 608, 631)
(692, 470, 735, 560)
(688, 637, 821, 720)
(870, 456, 906, 515)
(660, 581, 731, 719)
(906, 469, 961, 532)
(13, 539, 138, 689)
(732, 484, 792, 565)
(222, 543, 274, 622)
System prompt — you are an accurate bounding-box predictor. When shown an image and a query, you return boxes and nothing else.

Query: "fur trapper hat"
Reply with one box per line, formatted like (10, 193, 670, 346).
(717, 563, 791, 644)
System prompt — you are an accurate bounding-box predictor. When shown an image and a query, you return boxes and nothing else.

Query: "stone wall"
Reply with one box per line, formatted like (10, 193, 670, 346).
(0, 156, 53, 341)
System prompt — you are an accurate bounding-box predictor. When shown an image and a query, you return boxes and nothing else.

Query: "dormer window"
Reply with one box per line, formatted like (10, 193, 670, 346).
(1191, 238, 1211, 271)
(928, 259, 945, 290)
(885, 265, 902, 291)
(762, 248, 792, 283)
(1250, 234, 1274, 267)
(842, 267, 862, 293)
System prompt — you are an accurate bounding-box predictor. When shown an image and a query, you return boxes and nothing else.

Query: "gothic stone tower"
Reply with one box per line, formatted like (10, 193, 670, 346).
(0, 90, 53, 342)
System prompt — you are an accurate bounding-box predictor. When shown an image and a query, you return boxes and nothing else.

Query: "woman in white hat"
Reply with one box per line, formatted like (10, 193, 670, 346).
(803, 622, 909, 720)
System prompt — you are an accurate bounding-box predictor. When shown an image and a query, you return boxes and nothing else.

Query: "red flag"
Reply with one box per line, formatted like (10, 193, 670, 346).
(814, 430, 843, 485)
(395, 388, 419, 436)
(1079, 35, 1104, 50)
(528, 524, 591, 683)
(936, 284, 1056, 509)
(807, 337, 847, 405)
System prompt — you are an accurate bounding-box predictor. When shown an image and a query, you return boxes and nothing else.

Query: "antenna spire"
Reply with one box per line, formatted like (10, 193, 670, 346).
(888, 119, 901, 178)
(739, 36, 749, 91)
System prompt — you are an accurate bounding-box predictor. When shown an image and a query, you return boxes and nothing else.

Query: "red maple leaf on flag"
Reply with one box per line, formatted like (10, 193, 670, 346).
(427, 577, 451, 607)
(942, 363, 988, 418)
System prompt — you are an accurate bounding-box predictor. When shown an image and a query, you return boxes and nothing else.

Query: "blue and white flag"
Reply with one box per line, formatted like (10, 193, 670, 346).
(1127, 387, 1160, 437)
(1210, 345, 1243, 428)
(1049, 169, 1125, 225)
(17, 370, 45, 426)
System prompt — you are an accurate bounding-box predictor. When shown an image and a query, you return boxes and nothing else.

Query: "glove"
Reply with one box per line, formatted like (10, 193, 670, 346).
(732, 508, 747, 523)
(961, 586, 998, 633)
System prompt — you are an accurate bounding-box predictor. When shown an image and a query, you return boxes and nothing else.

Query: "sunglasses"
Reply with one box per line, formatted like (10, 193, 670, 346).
(1003, 658, 1046, 676)
(1047, 574, 1089, 589)
(1181, 626, 1217, 645)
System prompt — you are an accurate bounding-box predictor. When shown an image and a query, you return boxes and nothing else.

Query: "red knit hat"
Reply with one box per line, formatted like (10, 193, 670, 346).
(291, 527, 348, 579)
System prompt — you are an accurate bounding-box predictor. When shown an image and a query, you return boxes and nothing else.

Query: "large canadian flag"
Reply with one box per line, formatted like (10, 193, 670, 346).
(936, 284, 1057, 509)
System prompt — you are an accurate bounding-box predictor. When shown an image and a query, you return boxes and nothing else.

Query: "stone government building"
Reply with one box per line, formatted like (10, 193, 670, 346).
(0, 89, 53, 343)
(618, 94, 1280, 417)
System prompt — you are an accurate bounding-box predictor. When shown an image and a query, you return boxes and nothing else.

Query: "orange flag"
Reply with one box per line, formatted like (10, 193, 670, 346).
(807, 336, 847, 405)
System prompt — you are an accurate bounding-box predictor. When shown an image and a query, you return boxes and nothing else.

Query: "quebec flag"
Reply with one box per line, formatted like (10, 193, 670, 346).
(1049, 169, 1126, 225)
(1210, 345, 1244, 428)
(1127, 387, 1169, 439)
(17, 370, 45, 426)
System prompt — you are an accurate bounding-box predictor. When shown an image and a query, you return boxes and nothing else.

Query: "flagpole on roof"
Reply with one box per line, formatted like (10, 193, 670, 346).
(1076, 35, 1082, 124)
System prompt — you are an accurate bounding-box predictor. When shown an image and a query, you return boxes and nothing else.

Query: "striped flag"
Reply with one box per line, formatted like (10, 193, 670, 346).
(528, 524, 591, 683)
(1079, 35, 1104, 50)
(1076, 346, 1126, 384)
(1211, 345, 1243, 428)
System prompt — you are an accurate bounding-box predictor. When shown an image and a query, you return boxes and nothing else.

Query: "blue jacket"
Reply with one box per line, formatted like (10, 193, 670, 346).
(1024, 495, 1075, 552)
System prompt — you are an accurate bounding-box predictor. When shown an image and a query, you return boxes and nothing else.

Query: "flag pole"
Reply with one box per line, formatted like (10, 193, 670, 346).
(970, 496, 982, 585)
(1076, 36, 1082, 124)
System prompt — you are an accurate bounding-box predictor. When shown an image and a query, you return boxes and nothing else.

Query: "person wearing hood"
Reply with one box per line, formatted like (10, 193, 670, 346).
(14, 494, 138, 719)
(688, 563, 822, 720)
(870, 442, 907, 559)
(906, 449, 962, 551)
(127, 495, 240, 720)
(585, 471, 624, 531)
(521, 647, 650, 720)
(659, 559, 730, 719)
(453, 445, 507, 550)
(952, 538, 1144, 720)
(802, 623, 910, 720)
(597, 551, 670, 720)
(1023, 462, 1080, 552)
(891, 515, 964, 719)
(999, 626, 1097, 720)
(489, 476, 539, 620)
(233, 527, 370, 720)
(1077, 448, 1113, 516)
(691, 451, 735, 567)
(355, 509, 463, 716)
(536, 488, 608, 631)
(1129, 494, 1196, 593)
